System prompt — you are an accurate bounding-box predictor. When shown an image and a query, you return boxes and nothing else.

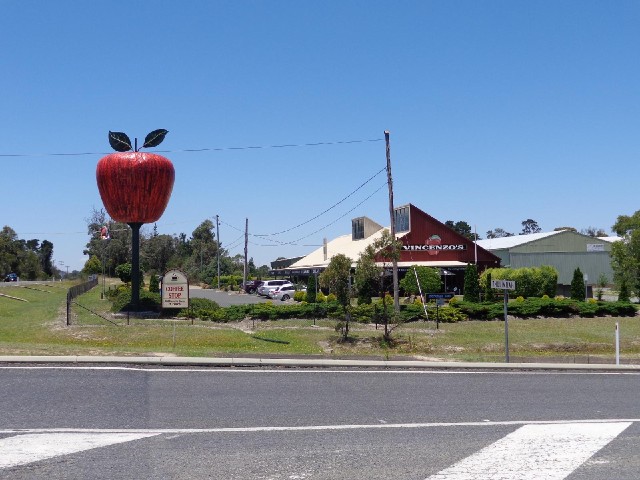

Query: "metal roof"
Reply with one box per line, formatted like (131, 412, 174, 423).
(477, 231, 623, 251)
(288, 227, 408, 269)
(475, 231, 560, 250)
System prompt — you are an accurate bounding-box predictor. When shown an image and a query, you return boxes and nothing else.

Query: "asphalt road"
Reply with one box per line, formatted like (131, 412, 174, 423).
(190, 287, 271, 307)
(1, 366, 640, 479)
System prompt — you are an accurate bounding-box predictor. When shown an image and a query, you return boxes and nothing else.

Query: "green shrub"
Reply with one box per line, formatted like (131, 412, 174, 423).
(221, 305, 252, 321)
(148, 274, 159, 292)
(432, 306, 467, 323)
(463, 264, 480, 302)
(178, 297, 222, 320)
(571, 268, 586, 301)
(350, 303, 377, 323)
(480, 266, 559, 298)
(110, 288, 160, 312)
(250, 302, 278, 320)
(294, 291, 306, 302)
(456, 297, 636, 320)
(306, 276, 317, 303)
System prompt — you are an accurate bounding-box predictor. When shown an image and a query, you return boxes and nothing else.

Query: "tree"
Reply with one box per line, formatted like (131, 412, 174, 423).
(143, 233, 176, 274)
(319, 254, 352, 339)
(84, 208, 131, 277)
(189, 220, 218, 281)
(618, 277, 630, 302)
(399, 266, 441, 296)
(0, 226, 51, 280)
(595, 273, 608, 301)
(520, 219, 542, 235)
(463, 264, 480, 302)
(306, 274, 317, 303)
(148, 273, 160, 293)
(486, 228, 514, 239)
(83, 255, 102, 274)
(445, 220, 477, 240)
(581, 226, 607, 237)
(570, 267, 585, 301)
(484, 271, 495, 302)
(256, 265, 270, 278)
(610, 210, 640, 298)
(40, 240, 54, 276)
(354, 244, 380, 305)
(115, 263, 133, 284)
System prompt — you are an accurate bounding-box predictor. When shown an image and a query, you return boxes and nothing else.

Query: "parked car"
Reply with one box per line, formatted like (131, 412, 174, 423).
(257, 280, 292, 296)
(270, 284, 306, 301)
(4, 273, 17, 282)
(242, 280, 261, 294)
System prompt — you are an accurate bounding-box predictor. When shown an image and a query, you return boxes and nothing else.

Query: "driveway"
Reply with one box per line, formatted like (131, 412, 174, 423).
(189, 287, 270, 307)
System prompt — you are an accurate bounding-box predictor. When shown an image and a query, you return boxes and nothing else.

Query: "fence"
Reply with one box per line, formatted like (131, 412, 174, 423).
(66, 276, 98, 325)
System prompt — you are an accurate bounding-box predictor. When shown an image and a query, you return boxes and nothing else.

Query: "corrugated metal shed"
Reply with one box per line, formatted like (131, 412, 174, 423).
(477, 230, 615, 285)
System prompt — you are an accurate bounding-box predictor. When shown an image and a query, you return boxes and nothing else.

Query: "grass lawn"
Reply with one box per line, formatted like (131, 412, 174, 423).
(1, 280, 639, 363)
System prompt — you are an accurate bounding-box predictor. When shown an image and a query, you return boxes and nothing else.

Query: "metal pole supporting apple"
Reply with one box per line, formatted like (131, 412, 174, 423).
(130, 222, 142, 308)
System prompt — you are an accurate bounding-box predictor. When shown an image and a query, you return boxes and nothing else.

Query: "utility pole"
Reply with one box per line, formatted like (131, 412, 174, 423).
(243, 218, 248, 291)
(216, 214, 220, 289)
(385, 130, 400, 314)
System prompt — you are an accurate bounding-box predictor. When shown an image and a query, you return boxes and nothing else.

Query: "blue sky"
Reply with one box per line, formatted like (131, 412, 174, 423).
(1, 1, 638, 272)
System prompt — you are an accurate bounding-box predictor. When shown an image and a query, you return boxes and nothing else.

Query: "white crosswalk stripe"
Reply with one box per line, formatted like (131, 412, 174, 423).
(0, 432, 159, 469)
(425, 422, 632, 480)
(0, 421, 633, 477)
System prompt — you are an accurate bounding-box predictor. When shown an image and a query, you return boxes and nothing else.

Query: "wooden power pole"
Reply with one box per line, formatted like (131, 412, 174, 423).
(385, 130, 400, 313)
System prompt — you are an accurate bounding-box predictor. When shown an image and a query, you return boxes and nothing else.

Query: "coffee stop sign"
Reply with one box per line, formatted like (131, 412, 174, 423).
(162, 269, 189, 309)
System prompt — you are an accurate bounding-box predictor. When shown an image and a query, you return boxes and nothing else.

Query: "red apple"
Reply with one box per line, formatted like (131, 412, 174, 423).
(96, 129, 174, 224)
(96, 151, 175, 223)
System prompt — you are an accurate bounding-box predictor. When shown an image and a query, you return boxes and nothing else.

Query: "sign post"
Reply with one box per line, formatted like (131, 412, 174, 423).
(427, 293, 454, 330)
(491, 280, 516, 362)
(162, 269, 189, 310)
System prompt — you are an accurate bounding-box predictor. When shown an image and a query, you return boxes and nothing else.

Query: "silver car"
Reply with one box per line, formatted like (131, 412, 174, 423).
(270, 284, 305, 301)
(257, 280, 292, 297)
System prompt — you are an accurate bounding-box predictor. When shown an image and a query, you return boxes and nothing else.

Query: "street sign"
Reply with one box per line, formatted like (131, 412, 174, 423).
(162, 269, 189, 309)
(427, 293, 454, 300)
(491, 280, 516, 290)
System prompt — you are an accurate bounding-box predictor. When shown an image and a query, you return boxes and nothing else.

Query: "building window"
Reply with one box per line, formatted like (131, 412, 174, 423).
(352, 218, 364, 240)
(395, 206, 410, 233)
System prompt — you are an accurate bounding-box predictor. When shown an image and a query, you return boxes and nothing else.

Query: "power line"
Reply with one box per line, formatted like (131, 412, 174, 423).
(282, 182, 387, 245)
(218, 166, 386, 240)
(253, 166, 386, 237)
(219, 181, 387, 247)
(0, 138, 383, 158)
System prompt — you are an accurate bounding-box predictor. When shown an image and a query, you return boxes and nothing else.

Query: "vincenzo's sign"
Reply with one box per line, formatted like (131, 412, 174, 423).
(402, 235, 467, 255)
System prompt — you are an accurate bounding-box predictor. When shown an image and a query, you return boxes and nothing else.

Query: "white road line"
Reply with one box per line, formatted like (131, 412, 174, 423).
(425, 422, 631, 480)
(1, 366, 638, 375)
(1, 419, 638, 435)
(0, 432, 159, 469)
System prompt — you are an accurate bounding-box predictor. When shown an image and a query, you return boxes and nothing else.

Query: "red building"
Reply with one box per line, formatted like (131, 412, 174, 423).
(279, 203, 501, 293)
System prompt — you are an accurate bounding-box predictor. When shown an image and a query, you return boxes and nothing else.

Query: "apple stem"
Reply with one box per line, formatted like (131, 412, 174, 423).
(134, 138, 138, 152)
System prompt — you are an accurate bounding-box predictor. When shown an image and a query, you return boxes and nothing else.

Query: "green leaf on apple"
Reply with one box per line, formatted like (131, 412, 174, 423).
(109, 131, 133, 152)
(142, 129, 169, 149)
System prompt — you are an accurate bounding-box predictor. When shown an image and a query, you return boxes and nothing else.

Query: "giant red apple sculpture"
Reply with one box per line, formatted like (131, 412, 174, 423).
(96, 129, 174, 310)
(96, 129, 174, 223)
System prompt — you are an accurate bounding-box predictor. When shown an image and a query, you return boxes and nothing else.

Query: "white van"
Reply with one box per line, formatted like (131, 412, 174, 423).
(257, 280, 292, 296)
